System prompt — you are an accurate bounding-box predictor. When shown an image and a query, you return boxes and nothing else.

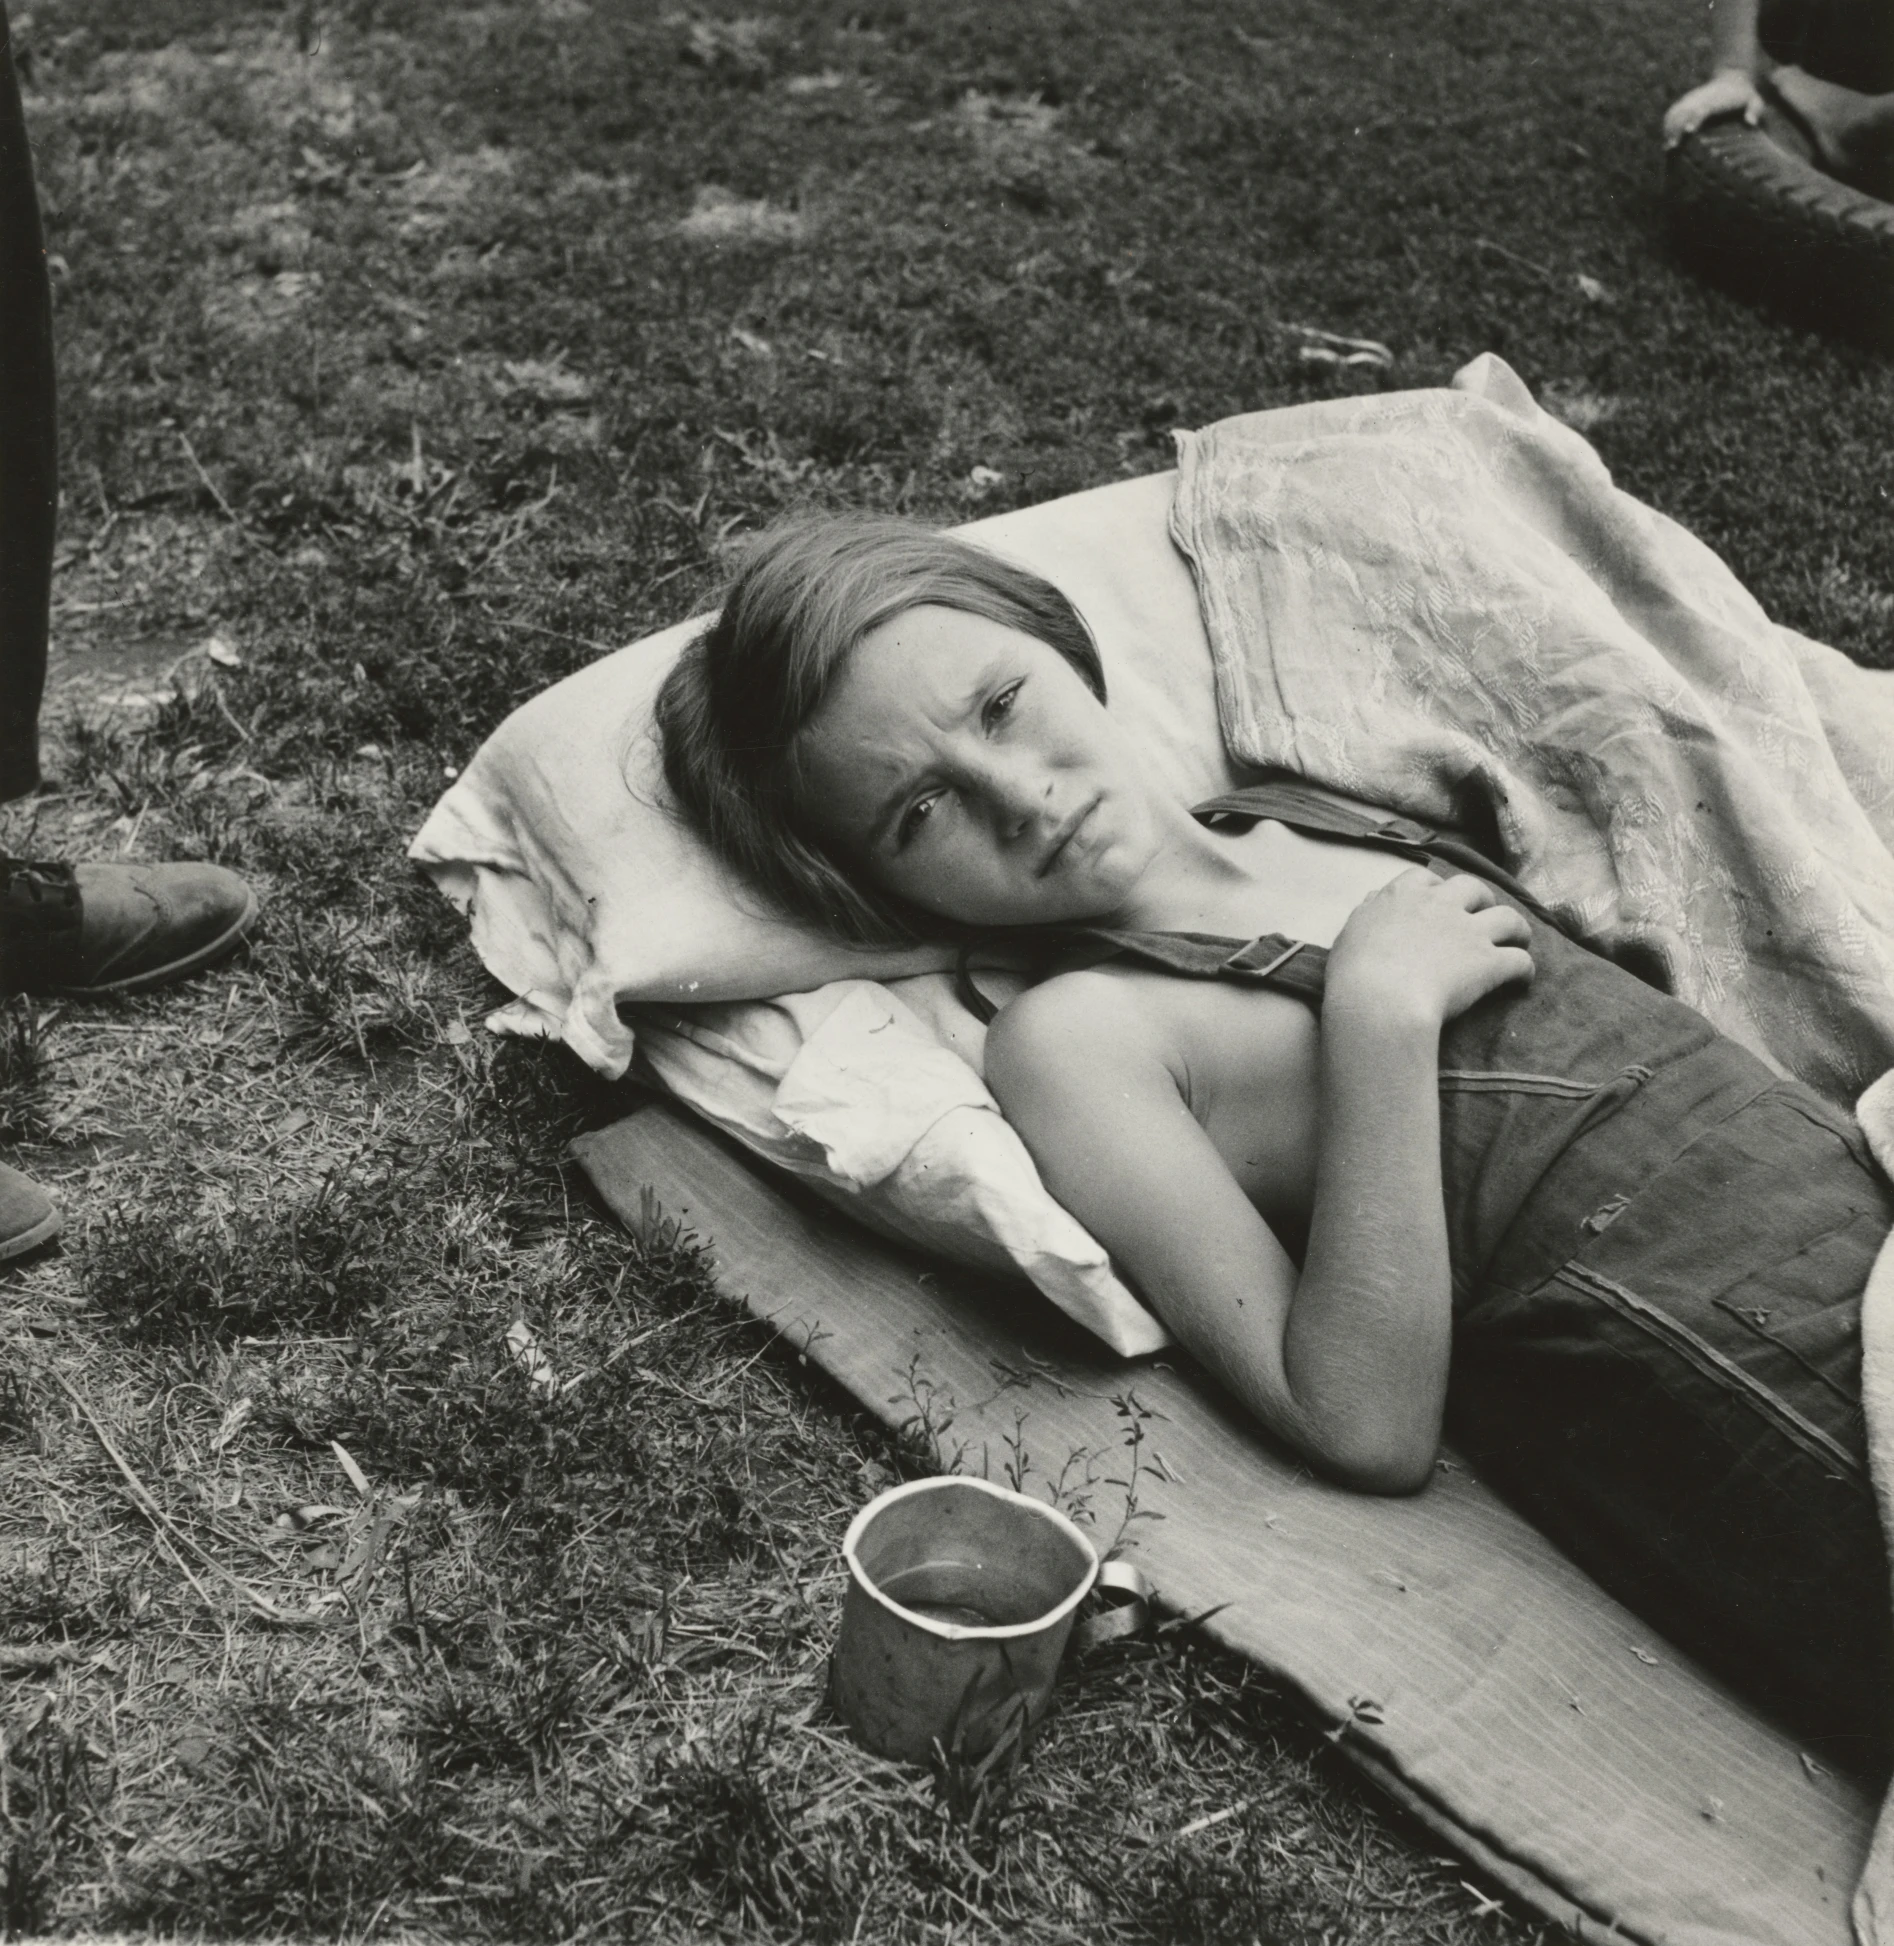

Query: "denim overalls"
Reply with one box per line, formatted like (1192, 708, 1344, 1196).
(980, 778, 1894, 1773)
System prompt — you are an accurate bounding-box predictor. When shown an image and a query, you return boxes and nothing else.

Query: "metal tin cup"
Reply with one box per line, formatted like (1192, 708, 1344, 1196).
(829, 1476, 1100, 1764)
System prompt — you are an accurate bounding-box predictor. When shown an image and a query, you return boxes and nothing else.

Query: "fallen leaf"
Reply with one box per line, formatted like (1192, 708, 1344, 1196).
(174, 1728, 216, 1771)
(275, 1503, 349, 1530)
(331, 1440, 372, 1499)
(1297, 345, 1390, 371)
(505, 1320, 562, 1396)
(1285, 321, 1395, 368)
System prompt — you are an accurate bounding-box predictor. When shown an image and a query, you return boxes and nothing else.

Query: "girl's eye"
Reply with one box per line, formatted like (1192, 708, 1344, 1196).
(897, 792, 942, 849)
(983, 680, 1023, 732)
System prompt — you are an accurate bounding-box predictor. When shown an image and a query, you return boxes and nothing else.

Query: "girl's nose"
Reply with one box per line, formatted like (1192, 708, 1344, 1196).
(984, 756, 1054, 840)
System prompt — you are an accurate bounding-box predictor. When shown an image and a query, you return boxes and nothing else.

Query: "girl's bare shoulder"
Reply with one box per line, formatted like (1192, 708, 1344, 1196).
(986, 965, 1177, 1072)
(983, 968, 1192, 1140)
(988, 969, 1167, 1058)
(985, 960, 1317, 1112)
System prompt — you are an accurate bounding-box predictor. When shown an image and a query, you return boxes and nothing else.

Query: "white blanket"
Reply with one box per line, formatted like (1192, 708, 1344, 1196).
(1169, 354, 1894, 1939)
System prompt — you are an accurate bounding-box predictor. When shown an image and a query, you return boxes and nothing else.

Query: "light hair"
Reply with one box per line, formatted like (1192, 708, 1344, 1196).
(657, 513, 1104, 943)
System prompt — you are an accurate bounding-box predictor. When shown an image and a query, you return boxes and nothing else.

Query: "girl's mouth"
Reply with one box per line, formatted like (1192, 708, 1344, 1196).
(1038, 797, 1099, 876)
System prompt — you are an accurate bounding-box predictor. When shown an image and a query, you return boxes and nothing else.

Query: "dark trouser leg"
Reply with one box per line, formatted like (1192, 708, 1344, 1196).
(1761, 0, 1894, 90)
(0, 0, 54, 806)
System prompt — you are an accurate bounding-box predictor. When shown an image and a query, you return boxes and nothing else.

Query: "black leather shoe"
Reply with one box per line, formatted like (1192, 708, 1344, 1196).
(0, 858, 258, 996)
(0, 1160, 58, 1261)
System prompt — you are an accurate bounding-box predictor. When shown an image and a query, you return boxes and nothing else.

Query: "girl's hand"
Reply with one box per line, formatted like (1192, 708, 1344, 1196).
(1324, 870, 1533, 1030)
(1664, 69, 1765, 147)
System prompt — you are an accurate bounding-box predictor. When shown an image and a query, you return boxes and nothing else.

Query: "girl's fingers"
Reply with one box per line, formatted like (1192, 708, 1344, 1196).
(1438, 872, 1498, 910)
(1476, 903, 1532, 946)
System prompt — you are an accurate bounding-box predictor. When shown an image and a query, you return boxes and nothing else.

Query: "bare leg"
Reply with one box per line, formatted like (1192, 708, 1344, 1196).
(1768, 64, 1894, 187)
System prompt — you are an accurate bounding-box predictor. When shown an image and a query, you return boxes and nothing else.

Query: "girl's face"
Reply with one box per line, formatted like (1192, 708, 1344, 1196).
(795, 604, 1167, 928)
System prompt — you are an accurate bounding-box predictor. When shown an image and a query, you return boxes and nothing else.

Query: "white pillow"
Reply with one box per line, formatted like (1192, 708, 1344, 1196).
(410, 468, 1237, 1356)
(630, 978, 1172, 1354)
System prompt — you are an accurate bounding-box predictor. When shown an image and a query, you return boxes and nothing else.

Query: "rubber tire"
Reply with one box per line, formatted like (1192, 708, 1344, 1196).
(1664, 117, 1894, 348)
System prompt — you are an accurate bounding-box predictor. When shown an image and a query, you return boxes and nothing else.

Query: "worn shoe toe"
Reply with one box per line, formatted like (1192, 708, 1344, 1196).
(0, 1161, 59, 1262)
(63, 861, 259, 994)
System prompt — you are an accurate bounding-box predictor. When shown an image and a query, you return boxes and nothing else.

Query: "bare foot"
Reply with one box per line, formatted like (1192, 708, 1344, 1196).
(1767, 65, 1894, 190)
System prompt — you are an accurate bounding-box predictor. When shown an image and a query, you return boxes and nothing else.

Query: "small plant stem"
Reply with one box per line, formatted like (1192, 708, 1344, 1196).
(206, 677, 254, 744)
(477, 608, 620, 656)
(51, 1367, 296, 1624)
(174, 427, 249, 535)
(1471, 235, 1560, 285)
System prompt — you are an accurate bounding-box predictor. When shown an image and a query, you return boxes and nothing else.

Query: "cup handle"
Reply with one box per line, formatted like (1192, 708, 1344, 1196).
(1073, 1558, 1150, 1652)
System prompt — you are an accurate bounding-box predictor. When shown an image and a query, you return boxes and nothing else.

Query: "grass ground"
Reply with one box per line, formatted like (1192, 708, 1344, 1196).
(1, 0, 1891, 1938)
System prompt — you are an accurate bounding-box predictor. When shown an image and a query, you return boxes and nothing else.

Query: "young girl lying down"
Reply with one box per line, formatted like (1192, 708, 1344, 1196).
(657, 515, 1894, 1780)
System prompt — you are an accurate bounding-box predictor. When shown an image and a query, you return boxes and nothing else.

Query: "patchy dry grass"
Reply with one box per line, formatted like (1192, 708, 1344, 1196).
(2, 0, 1889, 1936)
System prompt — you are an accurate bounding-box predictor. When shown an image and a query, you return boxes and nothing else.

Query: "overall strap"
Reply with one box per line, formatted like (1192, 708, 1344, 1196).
(955, 949, 1007, 1025)
(1053, 926, 1329, 999)
(1193, 777, 1440, 858)
(955, 927, 1328, 1025)
(952, 778, 1554, 1026)
(1200, 776, 1562, 929)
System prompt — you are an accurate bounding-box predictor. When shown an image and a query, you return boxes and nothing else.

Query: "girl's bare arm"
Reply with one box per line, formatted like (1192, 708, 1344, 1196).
(986, 872, 1531, 1494)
